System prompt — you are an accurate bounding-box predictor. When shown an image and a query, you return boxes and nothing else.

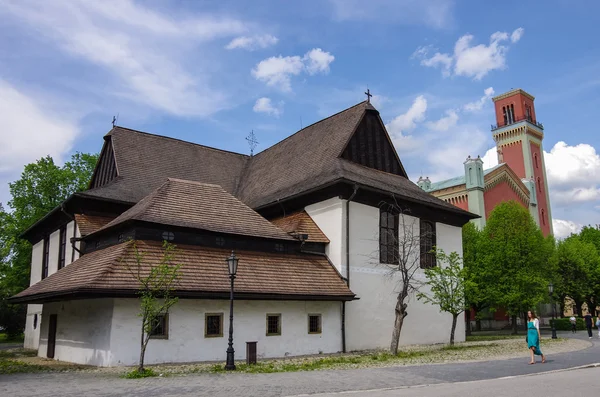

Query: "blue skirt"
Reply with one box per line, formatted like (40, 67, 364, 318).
(527, 324, 543, 355)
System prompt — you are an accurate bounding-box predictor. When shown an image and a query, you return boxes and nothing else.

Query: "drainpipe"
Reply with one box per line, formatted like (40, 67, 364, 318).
(342, 185, 358, 353)
(60, 204, 81, 256)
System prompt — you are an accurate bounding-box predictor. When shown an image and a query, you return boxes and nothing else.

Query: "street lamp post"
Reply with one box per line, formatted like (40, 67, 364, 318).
(225, 251, 239, 370)
(548, 282, 557, 339)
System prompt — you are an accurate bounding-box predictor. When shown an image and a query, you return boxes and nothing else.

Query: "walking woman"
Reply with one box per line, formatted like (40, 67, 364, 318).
(527, 311, 546, 364)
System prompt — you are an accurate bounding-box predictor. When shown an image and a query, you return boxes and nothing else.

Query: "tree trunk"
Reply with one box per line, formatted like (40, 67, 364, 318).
(511, 315, 518, 335)
(465, 309, 472, 336)
(390, 296, 407, 355)
(450, 314, 458, 345)
(475, 318, 482, 331)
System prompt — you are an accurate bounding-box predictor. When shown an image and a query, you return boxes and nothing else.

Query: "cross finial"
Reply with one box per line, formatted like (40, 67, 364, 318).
(112, 116, 116, 127)
(246, 130, 258, 156)
(365, 89, 372, 103)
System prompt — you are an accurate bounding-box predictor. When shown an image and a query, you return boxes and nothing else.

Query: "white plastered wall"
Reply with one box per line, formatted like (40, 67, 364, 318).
(24, 240, 44, 349)
(305, 198, 346, 277)
(109, 299, 341, 366)
(38, 299, 114, 366)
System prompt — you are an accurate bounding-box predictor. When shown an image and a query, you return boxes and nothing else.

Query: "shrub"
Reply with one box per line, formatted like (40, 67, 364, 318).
(124, 368, 158, 379)
(550, 317, 585, 331)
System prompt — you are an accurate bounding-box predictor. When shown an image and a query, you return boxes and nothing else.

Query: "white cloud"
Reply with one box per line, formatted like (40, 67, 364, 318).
(426, 109, 459, 132)
(413, 28, 524, 80)
(464, 87, 495, 112)
(252, 97, 283, 117)
(511, 27, 524, 43)
(225, 34, 278, 51)
(0, 80, 78, 176)
(252, 48, 335, 91)
(0, 0, 249, 117)
(553, 188, 600, 205)
(304, 48, 335, 75)
(328, 0, 454, 29)
(544, 141, 600, 188)
(553, 219, 582, 239)
(481, 146, 500, 168)
(386, 95, 428, 136)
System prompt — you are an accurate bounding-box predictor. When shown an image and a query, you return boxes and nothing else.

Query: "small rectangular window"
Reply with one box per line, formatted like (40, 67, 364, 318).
(205, 313, 223, 337)
(266, 314, 281, 336)
(42, 236, 50, 279)
(58, 226, 67, 270)
(420, 220, 437, 269)
(308, 314, 322, 334)
(149, 314, 168, 339)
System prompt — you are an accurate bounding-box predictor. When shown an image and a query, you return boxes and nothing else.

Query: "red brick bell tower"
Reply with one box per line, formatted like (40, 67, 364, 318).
(491, 89, 553, 236)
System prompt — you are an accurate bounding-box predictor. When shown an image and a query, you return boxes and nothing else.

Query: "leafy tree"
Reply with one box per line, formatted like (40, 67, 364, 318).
(462, 222, 489, 333)
(417, 249, 467, 345)
(479, 201, 552, 334)
(124, 241, 181, 373)
(579, 226, 600, 315)
(0, 153, 98, 336)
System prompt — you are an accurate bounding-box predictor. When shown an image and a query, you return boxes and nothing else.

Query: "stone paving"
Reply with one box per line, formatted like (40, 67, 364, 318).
(1, 331, 598, 397)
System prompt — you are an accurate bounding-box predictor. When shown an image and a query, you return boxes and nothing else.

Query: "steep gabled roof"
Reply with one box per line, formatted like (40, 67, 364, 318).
(11, 240, 355, 303)
(92, 179, 294, 241)
(83, 126, 249, 203)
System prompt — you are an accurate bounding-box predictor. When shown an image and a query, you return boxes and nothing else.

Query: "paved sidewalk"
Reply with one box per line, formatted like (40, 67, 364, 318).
(1, 331, 598, 397)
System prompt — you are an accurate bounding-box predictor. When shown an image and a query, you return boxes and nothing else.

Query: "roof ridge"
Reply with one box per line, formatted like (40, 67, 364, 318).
(166, 178, 223, 188)
(251, 101, 370, 160)
(109, 126, 250, 158)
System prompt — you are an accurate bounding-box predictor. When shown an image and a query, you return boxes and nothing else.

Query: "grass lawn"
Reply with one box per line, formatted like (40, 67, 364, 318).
(466, 334, 524, 342)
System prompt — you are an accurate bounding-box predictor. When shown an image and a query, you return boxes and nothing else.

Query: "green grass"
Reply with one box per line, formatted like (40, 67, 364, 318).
(0, 333, 24, 344)
(123, 368, 159, 379)
(0, 359, 46, 375)
(466, 335, 524, 342)
(441, 343, 499, 351)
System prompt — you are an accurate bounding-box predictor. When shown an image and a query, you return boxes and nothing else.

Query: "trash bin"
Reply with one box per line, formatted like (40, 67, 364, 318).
(246, 341, 257, 365)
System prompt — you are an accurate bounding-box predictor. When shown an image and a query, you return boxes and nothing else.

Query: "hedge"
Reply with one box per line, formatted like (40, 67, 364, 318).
(550, 317, 588, 331)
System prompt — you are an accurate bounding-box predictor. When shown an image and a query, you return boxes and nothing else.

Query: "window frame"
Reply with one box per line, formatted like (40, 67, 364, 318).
(308, 314, 322, 334)
(419, 220, 436, 269)
(149, 313, 169, 340)
(266, 313, 282, 336)
(379, 208, 398, 265)
(58, 225, 67, 270)
(205, 313, 224, 338)
(42, 235, 50, 280)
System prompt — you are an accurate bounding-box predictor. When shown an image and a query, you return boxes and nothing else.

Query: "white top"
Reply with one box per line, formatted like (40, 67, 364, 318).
(532, 318, 539, 330)
(570, 316, 576, 322)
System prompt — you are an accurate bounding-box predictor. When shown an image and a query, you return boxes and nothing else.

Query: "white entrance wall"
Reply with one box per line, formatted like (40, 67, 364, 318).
(24, 221, 79, 350)
(39, 299, 114, 366)
(110, 299, 342, 366)
(308, 199, 465, 350)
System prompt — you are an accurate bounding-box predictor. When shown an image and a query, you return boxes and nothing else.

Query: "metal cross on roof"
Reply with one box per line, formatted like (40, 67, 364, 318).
(246, 130, 259, 156)
(365, 89, 372, 103)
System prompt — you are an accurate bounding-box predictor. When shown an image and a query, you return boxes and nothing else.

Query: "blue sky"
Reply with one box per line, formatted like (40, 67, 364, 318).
(1, 0, 599, 238)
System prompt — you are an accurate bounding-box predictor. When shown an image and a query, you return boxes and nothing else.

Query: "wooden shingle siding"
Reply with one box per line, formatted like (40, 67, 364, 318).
(90, 138, 117, 189)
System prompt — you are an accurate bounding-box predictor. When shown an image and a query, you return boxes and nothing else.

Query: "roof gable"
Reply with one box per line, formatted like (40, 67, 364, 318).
(270, 211, 330, 243)
(340, 109, 407, 177)
(93, 178, 293, 241)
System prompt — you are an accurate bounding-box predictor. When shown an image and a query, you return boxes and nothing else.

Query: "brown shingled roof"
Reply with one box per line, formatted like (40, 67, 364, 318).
(93, 178, 294, 241)
(11, 240, 354, 303)
(271, 211, 330, 243)
(74, 214, 116, 236)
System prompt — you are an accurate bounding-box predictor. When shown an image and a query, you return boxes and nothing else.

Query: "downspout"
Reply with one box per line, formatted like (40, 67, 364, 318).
(342, 184, 359, 353)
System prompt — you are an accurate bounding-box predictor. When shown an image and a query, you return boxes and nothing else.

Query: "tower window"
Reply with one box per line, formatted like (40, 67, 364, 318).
(534, 154, 539, 169)
(502, 106, 508, 125)
(541, 209, 546, 226)
(510, 104, 515, 123)
(526, 105, 532, 121)
(537, 177, 542, 193)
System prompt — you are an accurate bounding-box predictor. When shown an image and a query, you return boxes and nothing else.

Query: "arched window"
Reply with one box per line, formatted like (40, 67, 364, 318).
(537, 177, 542, 193)
(502, 106, 508, 125)
(541, 209, 546, 226)
(510, 104, 515, 123)
(534, 154, 539, 169)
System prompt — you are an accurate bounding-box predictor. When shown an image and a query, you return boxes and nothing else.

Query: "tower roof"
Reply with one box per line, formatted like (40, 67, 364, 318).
(492, 88, 535, 102)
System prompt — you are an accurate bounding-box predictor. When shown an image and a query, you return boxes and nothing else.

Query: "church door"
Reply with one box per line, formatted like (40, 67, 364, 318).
(47, 314, 57, 359)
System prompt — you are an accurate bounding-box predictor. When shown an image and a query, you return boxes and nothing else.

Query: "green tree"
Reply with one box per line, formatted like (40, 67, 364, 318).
(579, 226, 600, 315)
(124, 241, 181, 373)
(0, 153, 98, 336)
(479, 201, 552, 334)
(417, 249, 467, 345)
(462, 222, 490, 333)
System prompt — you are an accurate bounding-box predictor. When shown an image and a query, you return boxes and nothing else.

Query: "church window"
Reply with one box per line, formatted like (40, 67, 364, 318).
(420, 220, 436, 269)
(526, 105, 532, 121)
(205, 313, 223, 337)
(42, 235, 50, 280)
(537, 178, 542, 193)
(502, 106, 508, 125)
(534, 154, 539, 169)
(541, 209, 546, 226)
(308, 314, 322, 334)
(266, 314, 281, 336)
(161, 231, 175, 241)
(149, 314, 168, 339)
(510, 104, 515, 123)
(58, 226, 67, 270)
(215, 236, 225, 247)
(33, 314, 38, 330)
(379, 208, 398, 264)
(275, 243, 285, 252)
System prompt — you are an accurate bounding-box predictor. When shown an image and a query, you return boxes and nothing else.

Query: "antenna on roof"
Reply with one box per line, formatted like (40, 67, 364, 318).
(246, 130, 258, 156)
(112, 113, 119, 127)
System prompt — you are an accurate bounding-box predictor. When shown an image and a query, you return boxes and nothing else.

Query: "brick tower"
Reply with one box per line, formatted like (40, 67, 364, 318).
(491, 89, 553, 236)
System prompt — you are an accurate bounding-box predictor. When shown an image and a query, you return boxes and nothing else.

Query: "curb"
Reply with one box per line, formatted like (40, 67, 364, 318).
(288, 363, 600, 397)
